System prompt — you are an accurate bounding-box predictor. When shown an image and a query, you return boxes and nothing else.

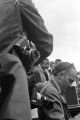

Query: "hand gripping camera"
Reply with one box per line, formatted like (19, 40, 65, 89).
(12, 34, 40, 73)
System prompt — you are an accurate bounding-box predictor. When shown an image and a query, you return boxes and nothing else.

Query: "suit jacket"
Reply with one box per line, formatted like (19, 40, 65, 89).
(0, 0, 53, 64)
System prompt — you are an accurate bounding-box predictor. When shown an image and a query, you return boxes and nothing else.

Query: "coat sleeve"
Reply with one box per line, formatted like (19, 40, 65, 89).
(44, 86, 65, 120)
(19, 0, 53, 64)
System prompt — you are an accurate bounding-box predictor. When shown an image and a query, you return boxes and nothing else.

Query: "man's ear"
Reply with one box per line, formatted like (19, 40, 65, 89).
(58, 71, 65, 80)
(57, 73, 62, 80)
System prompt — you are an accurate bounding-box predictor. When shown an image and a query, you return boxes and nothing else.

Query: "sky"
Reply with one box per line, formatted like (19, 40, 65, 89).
(33, 0, 80, 71)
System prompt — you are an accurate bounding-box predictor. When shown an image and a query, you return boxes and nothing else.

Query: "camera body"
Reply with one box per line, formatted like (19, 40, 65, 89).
(12, 37, 40, 73)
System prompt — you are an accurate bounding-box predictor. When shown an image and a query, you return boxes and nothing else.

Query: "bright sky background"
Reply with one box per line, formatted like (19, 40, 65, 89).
(33, 0, 80, 71)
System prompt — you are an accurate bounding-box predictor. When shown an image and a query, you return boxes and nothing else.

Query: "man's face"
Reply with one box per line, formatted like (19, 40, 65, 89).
(42, 59, 49, 70)
(61, 67, 77, 91)
(50, 62, 55, 70)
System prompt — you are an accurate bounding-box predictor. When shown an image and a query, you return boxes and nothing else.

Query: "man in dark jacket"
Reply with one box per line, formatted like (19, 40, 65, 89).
(0, 0, 53, 119)
(0, 0, 53, 63)
(36, 62, 77, 120)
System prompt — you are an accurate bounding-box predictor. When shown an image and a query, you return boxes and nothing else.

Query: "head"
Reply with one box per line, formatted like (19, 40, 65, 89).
(49, 61, 55, 70)
(77, 71, 80, 80)
(53, 62, 77, 94)
(35, 82, 45, 93)
(40, 58, 49, 70)
(55, 59, 62, 65)
(35, 82, 47, 100)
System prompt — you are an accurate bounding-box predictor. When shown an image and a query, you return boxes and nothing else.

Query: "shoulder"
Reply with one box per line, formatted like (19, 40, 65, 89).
(44, 83, 60, 99)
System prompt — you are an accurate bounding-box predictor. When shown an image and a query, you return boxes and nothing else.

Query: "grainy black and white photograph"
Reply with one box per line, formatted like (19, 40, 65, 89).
(0, 0, 80, 120)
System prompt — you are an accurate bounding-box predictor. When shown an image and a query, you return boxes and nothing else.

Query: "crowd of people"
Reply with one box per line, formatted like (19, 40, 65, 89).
(0, 0, 80, 120)
(29, 58, 80, 120)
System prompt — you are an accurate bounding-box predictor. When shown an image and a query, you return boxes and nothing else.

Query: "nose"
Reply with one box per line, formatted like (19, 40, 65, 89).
(70, 81, 77, 87)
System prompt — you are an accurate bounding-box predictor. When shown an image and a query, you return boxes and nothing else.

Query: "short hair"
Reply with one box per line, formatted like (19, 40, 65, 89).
(52, 62, 74, 76)
(40, 58, 49, 65)
(55, 59, 62, 63)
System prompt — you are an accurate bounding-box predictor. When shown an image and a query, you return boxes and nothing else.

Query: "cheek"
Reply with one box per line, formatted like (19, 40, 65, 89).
(63, 79, 69, 89)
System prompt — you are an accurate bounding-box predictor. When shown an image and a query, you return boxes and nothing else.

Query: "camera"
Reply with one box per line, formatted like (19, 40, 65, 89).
(11, 36, 40, 73)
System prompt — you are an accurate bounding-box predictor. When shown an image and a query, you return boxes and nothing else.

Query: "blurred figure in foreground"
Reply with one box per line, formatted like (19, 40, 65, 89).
(0, 0, 53, 119)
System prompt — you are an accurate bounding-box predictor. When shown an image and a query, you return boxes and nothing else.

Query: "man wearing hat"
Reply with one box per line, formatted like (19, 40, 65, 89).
(36, 62, 78, 120)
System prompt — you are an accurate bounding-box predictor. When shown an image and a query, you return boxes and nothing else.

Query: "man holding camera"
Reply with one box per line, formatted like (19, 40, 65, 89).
(0, 0, 53, 119)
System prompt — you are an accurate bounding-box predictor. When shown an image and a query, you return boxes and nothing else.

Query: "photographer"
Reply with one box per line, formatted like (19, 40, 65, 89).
(0, 0, 53, 120)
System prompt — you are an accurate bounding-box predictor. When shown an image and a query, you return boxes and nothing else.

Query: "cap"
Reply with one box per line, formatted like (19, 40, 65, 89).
(35, 82, 46, 93)
(53, 62, 73, 76)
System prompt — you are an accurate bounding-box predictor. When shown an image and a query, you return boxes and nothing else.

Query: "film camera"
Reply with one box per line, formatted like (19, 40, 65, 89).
(11, 34, 40, 108)
(12, 34, 40, 73)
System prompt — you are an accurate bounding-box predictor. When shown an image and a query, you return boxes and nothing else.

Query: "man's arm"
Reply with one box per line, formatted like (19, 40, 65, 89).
(44, 86, 65, 120)
(19, 0, 53, 64)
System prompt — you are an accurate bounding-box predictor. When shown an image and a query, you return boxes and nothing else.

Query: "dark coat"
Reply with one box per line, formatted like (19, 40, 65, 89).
(37, 80, 65, 120)
(0, 0, 53, 64)
(33, 66, 47, 83)
(0, 52, 32, 120)
(0, 0, 53, 119)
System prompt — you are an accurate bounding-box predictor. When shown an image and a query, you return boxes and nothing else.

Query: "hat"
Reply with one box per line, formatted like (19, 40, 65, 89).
(53, 62, 73, 76)
(35, 82, 46, 93)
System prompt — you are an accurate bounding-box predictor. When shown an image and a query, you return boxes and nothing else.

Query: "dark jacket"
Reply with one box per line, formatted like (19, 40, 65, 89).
(0, 0, 53, 64)
(0, 52, 32, 120)
(33, 66, 47, 83)
(37, 80, 65, 120)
